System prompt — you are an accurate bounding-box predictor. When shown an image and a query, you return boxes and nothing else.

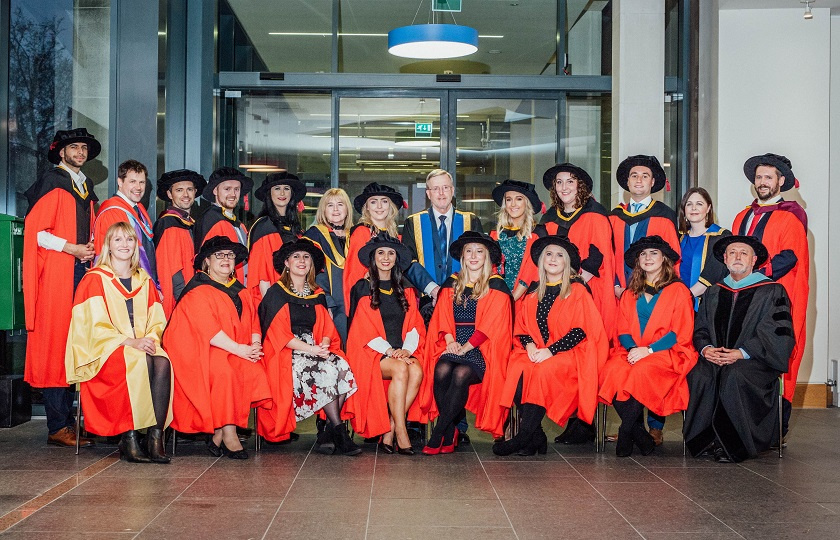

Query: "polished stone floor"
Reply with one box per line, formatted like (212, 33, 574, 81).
(1, 408, 840, 539)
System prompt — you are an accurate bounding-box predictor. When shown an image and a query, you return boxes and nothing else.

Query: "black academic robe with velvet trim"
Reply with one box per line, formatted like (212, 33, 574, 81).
(683, 278, 794, 462)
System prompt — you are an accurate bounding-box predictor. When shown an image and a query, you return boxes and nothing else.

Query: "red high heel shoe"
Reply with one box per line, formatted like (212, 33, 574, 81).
(440, 428, 459, 454)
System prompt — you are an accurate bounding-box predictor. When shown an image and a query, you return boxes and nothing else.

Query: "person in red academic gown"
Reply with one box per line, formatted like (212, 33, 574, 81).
(194, 167, 253, 283)
(247, 172, 305, 306)
(345, 234, 427, 455)
(66, 222, 172, 463)
(93, 160, 158, 284)
(540, 163, 617, 336)
(598, 235, 697, 457)
(609, 155, 680, 296)
(164, 236, 272, 460)
(257, 239, 361, 456)
(493, 236, 608, 456)
(421, 232, 513, 454)
(731, 153, 808, 435)
(152, 169, 206, 317)
(23, 128, 99, 447)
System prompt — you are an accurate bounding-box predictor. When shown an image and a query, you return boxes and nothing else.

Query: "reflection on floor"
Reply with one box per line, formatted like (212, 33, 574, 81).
(1, 408, 840, 539)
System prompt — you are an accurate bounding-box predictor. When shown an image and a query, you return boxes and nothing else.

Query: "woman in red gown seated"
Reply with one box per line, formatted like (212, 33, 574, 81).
(422, 232, 513, 455)
(164, 236, 272, 460)
(598, 235, 697, 457)
(66, 222, 172, 463)
(345, 234, 427, 455)
(257, 239, 361, 456)
(494, 236, 608, 456)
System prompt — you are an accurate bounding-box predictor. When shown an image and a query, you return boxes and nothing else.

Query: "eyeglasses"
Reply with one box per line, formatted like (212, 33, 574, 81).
(427, 185, 453, 193)
(213, 252, 237, 260)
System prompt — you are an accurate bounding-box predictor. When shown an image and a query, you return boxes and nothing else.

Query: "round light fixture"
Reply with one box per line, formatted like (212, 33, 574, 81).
(388, 24, 478, 59)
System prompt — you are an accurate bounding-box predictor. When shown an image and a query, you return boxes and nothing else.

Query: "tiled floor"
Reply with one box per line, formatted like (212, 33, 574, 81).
(1, 408, 840, 539)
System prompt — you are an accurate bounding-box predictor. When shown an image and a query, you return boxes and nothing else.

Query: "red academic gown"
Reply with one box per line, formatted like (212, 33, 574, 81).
(246, 216, 299, 307)
(609, 201, 680, 288)
(256, 283, 344, 442)
(732, 201, 808, 401)
(195, 205, 249, 283)
(500, 281, 608, 426)
(23, 167, 97, 388)
(65, 267, 171, 436)
(598, 281, 697, 416)
(164, 272, 272, 433)
(152, 208, 196, 318)
(540, 199, 618, 335)
(344, 281, 428, 438)
(425, 276, 513, 438)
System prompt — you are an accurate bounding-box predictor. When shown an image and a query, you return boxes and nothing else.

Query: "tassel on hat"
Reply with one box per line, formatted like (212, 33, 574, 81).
(665, 179, 671, 192)
(297, 200, 305, 213)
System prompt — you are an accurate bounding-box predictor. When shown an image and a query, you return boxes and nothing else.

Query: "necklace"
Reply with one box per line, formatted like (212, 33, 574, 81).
(291, 282, 312, 297)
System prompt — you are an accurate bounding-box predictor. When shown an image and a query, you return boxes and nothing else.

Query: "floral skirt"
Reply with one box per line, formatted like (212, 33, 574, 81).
(292, 332, 357, 421)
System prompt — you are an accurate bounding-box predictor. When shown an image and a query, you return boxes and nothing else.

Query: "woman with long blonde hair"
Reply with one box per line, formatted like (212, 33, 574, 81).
(66, 222, 172, 463)
(422, 232, 513, 454)
(598, 235, 697, 457)
(494, 236, 608, 456)
(303, 187, 353, 342)
(490, 179, 543, 301)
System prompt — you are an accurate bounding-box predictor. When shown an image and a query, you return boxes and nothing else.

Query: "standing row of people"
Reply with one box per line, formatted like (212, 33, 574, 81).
(23, 127, 809, 465)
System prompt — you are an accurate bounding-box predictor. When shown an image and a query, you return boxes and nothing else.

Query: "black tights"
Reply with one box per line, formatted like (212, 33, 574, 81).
(146, 355, 171, 430)
(430, 359, 480, 445)
(320, 364, 353, 427)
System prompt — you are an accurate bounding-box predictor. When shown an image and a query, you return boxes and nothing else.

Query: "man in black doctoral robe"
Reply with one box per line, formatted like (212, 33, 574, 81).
(683, 235, 794, 463)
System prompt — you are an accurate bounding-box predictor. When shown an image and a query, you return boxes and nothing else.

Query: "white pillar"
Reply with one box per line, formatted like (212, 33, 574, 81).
(611, 0, 665, 206)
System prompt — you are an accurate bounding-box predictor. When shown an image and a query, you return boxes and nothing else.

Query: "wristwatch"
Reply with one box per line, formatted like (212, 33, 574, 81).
(647, 347, 654, 354)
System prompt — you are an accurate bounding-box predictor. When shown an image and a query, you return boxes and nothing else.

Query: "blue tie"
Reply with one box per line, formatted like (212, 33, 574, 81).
(438, 215, 448, 263)
(631, 202, 643, 213)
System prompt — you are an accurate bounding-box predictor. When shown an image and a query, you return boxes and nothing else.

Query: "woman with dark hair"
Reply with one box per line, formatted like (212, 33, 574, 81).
(248, 172, 306, 305)
(539, 163, 616, 334)
(303, 188, 353, 343)
(492, 236, 608, 456)
(422, 232, 513, 455)
(67, 222, 172, 463)
(678, 187, 731, 306)
(598, 235, 697, 457)
(489, 180, 543, 301)
(257, 239, 361, 456)
(345, 234, 427, 455)
(165, 236, 272, 460)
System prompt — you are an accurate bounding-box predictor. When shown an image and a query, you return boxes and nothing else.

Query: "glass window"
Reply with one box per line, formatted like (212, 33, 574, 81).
(8, 0, 111, 215)
(565, 93, 611, 205)
(338, 96, 442, 221)
(455, 98, 557, 230)
(224, 92, 332, 228)
(566, 0, 612, 76)
(664, 0, 681, 78)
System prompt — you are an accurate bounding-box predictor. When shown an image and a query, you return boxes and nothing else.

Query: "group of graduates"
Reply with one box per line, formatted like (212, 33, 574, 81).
(22, 127, 808, 466)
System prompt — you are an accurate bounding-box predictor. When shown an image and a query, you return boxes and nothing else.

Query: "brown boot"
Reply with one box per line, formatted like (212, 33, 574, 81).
(48, 426, 94, 447)
(649, 427, 664, 446)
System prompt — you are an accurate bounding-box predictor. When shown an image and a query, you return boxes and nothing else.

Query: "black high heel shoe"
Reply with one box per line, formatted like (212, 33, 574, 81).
(207, 438, 224, 457)
(146, 427, 171, 464)
(378, 435, 396, 455)
(119, 430, 151, 463)
(396, 441, 415, 455)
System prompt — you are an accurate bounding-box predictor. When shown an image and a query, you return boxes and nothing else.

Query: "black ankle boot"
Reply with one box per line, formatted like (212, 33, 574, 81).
(493, 404, 546, 456)
(632, 421, 656, 456)
(516, 426, 548, 456)
(562, 419, 596, 445)
(332, 423, 362, 456)
(146, 428, 171, 464)
(119, 430, 151, 463)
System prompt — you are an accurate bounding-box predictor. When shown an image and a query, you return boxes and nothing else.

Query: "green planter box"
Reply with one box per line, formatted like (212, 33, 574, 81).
(0, 215, 25, 331)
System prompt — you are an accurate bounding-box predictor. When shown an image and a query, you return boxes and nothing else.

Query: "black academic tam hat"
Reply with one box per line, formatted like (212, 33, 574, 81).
(542, 163, 594, 192)
(529, 235, 581, 272)
(352, 182, 406, 214)
(194, 236, 248, 270)
(616, 155, 667, 193)
(157, 169, 207, 202)
(272, 238, 326, 275)
(357, 233, 413, 271)
(203, 167, 254, 201)
(449, 231, 503, 267)
(743, 153, 798, 192)
(47, 128, 101, 164)
(623, 235, 680, 270)
(492, 179, 543, 213)
(254, 171, 307, 203)
(712, 235, 769, 268)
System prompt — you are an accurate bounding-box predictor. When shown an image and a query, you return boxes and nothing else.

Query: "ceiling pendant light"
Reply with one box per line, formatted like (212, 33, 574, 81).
(388, 1, 478, 59)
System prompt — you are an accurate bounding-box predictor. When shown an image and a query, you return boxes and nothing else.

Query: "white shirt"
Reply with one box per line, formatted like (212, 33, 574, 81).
(36, 163, 89, 252)
(367, 328, 421, 356)
(627, 195, 653, 240)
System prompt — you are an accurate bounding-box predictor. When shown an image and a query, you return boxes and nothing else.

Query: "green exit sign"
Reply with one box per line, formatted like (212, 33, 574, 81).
(433, 0, 462, 12)
(415, 122, 433, 137)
